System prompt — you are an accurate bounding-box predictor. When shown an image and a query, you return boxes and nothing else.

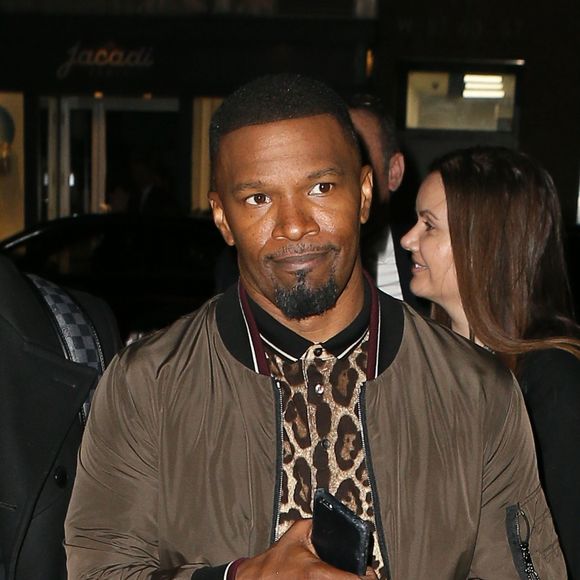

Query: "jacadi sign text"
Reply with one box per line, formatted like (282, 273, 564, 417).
(57, 43, 154, 79)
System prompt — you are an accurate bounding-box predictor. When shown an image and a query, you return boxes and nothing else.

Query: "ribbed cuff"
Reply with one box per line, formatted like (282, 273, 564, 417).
(227, 558, 248, 580)
(190, 563, 229, 580)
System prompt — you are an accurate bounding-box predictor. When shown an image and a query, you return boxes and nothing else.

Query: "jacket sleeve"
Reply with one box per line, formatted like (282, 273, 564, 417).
(469, 372, 567, 579)
(64, 351, 228, 579)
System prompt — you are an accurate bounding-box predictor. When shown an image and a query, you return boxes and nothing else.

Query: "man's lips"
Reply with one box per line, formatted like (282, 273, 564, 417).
(269, 251, 329, 272)
(265, 244, 338, 271)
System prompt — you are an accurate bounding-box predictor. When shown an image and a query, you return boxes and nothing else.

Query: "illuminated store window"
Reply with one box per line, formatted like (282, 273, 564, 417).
(406, 71, 517, 131)
(191, 97, 223, 211)
(0, 93, 25, 238)
(577, 170, 580, 224)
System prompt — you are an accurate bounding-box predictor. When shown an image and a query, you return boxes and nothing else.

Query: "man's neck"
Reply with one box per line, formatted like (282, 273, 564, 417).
(246, 282, 371, 361)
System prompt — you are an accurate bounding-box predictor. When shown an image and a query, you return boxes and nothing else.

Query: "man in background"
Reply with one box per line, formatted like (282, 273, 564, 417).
(348, 95, 426, 312)
(0, 255, 120, 579)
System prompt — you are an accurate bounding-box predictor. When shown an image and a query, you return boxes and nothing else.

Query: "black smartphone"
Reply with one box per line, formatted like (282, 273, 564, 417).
(311, 488, 373, 576)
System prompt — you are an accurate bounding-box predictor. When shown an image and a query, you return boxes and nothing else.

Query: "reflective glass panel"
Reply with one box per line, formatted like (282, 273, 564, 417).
(406, 71, 516, 131)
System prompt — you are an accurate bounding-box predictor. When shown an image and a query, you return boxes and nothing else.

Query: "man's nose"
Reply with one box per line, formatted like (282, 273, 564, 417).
(272, 198, 320, 241)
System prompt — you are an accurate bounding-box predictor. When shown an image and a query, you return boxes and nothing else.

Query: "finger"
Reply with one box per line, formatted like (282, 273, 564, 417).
(275, 518, 314, 552)
(359, 566, 379, 579)
(284, 517, 312, 540)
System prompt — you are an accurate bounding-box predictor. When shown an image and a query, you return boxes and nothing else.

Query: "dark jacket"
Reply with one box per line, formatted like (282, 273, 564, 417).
(0, 255, 120, 580)
(65, 286, 565, 579)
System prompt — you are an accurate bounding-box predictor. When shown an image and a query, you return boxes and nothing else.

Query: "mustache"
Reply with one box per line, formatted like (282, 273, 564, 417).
(265, 243, 339, 261)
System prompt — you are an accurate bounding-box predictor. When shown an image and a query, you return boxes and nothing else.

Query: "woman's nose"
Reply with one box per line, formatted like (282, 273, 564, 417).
(400, 224, 418, 252)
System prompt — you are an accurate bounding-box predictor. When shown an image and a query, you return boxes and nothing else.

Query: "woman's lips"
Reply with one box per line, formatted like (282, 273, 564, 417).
(411, 259, 427, 274)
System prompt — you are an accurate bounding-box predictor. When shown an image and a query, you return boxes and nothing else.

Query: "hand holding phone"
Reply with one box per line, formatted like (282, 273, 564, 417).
(311, 488, 373, 576)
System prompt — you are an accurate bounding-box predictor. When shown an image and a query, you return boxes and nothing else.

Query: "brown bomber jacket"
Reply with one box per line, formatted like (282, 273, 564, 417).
(65, 286, 567, 579)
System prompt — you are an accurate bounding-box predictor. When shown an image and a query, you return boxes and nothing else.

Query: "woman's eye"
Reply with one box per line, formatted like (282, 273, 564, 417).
(246, 193, 270, 206)
(424, 221, 434, 231)
(309, 183, 333, 195)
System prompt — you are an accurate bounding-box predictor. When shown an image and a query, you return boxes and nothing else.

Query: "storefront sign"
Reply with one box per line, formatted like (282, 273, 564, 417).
(57, 43, 154, 79)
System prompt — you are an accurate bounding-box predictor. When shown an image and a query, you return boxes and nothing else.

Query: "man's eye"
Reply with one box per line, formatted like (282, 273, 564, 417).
(246, 193, 270, 206)
(309, 183, 333, 195)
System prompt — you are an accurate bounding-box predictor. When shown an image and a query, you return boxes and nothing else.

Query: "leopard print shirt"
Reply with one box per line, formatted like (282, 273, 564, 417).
(264, 330, 385, 577)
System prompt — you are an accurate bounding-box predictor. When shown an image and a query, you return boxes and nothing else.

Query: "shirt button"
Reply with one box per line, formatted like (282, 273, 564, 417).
(321, 438, 331, 450)
(314, 383, 324, 395)
(53, 466, 68, 488)
(313, 347, 323, 356)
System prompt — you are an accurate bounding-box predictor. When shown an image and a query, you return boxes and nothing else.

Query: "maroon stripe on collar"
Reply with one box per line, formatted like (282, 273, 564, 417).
(238, 282, 271, 375)
(364, 270, 380, 381)
(239, 274, 380, 380)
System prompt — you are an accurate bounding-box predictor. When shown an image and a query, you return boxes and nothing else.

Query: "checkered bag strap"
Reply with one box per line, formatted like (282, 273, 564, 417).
(27, 274, 106, 421)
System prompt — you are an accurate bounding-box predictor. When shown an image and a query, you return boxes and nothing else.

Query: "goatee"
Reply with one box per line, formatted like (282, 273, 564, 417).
(274, 269, 339, 319)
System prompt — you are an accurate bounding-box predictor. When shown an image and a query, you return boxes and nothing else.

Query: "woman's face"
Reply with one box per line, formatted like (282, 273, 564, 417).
(401, 172, 462, 318)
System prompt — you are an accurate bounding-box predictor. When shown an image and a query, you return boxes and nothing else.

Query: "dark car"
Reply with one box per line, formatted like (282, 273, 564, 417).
(0, 213, 228, 342)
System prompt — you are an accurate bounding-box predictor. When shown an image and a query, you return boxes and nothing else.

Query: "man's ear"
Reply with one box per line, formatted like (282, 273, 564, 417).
(208, 191, 235, 247)
(359, 165, 373, 224)
(388, 152, 405, 192)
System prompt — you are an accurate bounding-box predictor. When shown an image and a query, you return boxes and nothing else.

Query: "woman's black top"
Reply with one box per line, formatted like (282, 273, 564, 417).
(519, 348, 580, 580)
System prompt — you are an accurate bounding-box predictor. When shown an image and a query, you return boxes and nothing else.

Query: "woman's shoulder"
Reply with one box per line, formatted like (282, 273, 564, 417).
(521, 347, 580, 374)
(518, 347, 580, 405)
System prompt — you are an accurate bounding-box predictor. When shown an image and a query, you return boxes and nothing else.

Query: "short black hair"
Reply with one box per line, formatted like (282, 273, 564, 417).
(347, 93, 399, 167)
(210, 74, 360, 187)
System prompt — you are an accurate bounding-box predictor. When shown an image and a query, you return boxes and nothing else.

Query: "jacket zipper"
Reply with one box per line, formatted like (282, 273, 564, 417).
(506, 503, 541, 580)
(79, 405, 87, 427)
(515, 508, 540, 580)
(359, 383, 391, 580)
(269, 378, 284, 544)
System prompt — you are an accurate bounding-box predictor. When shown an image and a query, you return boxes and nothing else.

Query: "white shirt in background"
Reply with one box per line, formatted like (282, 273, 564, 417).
(376, 229, 403, 299)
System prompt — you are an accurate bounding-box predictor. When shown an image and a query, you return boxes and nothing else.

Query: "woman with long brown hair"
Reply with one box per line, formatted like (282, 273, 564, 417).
(401, 146, 580, 578)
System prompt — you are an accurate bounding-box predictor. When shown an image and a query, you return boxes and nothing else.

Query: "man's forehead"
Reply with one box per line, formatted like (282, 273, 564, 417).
(349, 108, 380, 135)
(349, 107, 376, 121)
(217, 116, 356, 171)
(218, 116, 349, 163)
(211, 115, 363, 197)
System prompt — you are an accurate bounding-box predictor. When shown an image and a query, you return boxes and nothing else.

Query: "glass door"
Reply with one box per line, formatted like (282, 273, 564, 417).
(39, 95, 180, 221)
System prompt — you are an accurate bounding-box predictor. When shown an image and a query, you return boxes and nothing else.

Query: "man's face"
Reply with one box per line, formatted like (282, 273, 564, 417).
(209, 114, 372, 320)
